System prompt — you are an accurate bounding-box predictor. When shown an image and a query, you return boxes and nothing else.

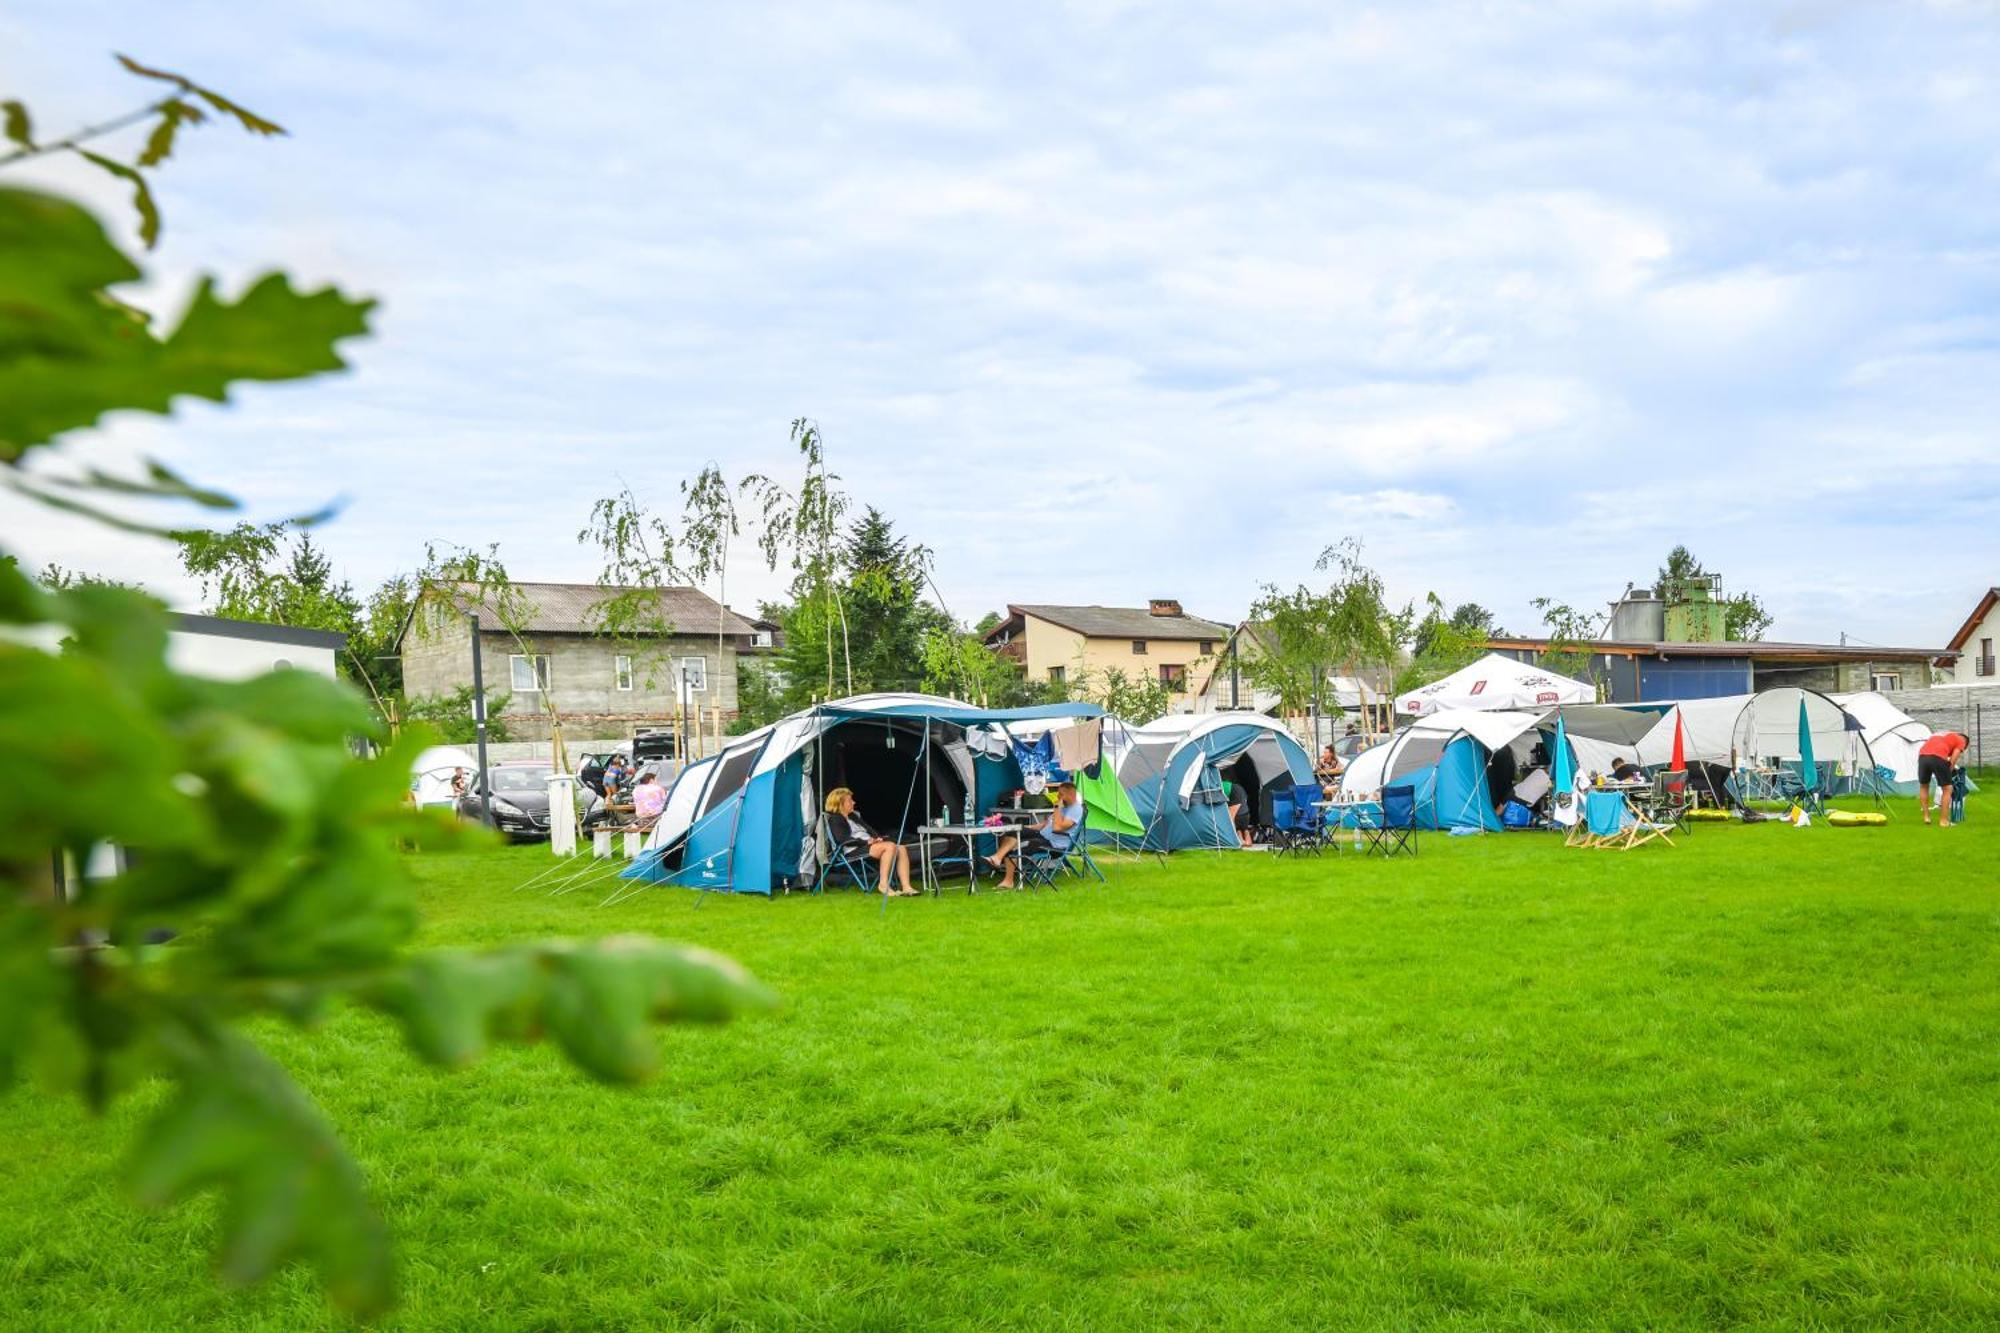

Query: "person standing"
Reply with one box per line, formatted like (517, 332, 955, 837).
(1916, 731, 1969, 827)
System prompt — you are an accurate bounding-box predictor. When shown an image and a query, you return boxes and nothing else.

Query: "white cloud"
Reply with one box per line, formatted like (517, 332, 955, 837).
(3, 0, 1998, 648)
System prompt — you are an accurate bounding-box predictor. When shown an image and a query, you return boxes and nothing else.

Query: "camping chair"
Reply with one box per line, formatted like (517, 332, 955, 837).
(1288, 781, 1330, 854)
(1361, 784, 1417, 857)
(1570, 789, 1629, 850)
(1018, 805, 1096, 889)
(1575, 788, 1674, 851)
(813, 815, 876, 894)
(1259, 787, 1296, 854)
(1642, 770, 1691, 833)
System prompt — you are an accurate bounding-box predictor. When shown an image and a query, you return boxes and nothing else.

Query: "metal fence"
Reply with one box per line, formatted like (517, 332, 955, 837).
(1878, 687, 2000, 769)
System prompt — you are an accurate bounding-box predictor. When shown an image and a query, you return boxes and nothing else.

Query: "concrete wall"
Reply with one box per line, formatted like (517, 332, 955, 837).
(401, 604, 740, 742)
(1878, 685, 2000, 769)
(1020, 612, 1221, 707)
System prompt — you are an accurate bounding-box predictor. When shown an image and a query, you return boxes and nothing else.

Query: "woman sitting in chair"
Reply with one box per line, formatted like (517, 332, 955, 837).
(825, 787, 917, 896)
(986, 781, 1083, 889)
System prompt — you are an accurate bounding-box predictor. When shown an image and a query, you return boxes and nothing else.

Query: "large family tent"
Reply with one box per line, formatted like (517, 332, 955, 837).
(1396, 653, 1593, 717)
(620, 693, 1103, 895)
(1730, 687, 1890, 800)
(1633, 689, 1893, 801)
(1342, 703, 1674, 831)
(1106, 713, 1316, 851)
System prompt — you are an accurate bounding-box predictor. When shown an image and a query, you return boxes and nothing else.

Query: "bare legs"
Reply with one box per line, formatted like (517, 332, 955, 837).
(871, 840, 915, 894)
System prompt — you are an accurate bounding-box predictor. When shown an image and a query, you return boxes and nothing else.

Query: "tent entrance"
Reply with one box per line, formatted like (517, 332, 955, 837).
(816, 718, 968, 840)
(1219, 753, 1262, 827)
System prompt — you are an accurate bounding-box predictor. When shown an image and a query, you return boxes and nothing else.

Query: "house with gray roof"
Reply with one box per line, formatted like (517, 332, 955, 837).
(983, 599, 1231, 705)
(396, 581, 757, 742)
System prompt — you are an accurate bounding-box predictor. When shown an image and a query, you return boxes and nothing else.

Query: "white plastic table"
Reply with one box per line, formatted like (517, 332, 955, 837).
(918, 823, 996, 895)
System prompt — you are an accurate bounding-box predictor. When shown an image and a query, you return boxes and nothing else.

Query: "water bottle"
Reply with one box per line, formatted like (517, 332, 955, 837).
(939, 804, 949, 829)
(963, 792, 974, 826)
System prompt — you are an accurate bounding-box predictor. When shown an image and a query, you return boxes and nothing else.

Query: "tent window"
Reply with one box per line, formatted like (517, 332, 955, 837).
(1131, 639, 1148, 655)
(701, 746, 759, 817)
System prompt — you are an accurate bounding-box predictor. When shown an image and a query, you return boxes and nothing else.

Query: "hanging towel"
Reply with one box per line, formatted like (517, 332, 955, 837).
(1048, 717, 1102, 773)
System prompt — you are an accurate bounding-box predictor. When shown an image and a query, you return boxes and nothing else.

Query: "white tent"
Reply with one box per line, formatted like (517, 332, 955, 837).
(1397, 653, 1593, 717)
(410, 745, 477, 809)
(1832, 691, 1934, 794)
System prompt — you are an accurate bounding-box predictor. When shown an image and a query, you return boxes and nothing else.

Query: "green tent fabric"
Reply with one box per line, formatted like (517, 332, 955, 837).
(1077, 758, 1144, 837)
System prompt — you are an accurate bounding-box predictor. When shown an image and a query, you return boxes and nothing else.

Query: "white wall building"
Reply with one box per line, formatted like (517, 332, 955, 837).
(1945, 587, 1998, 687)
(166, 613, 345, 680)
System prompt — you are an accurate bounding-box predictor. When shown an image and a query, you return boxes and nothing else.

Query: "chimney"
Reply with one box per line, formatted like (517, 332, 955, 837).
(1148, 599, 1182, 617)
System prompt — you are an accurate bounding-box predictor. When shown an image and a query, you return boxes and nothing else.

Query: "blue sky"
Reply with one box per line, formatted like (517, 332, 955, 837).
(5, 1, 1997, 648)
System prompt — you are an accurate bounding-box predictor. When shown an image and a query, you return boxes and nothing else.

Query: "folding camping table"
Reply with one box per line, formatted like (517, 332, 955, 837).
(917, 823, 993, 896)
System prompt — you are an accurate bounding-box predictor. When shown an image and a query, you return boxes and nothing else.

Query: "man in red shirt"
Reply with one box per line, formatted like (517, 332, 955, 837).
(1915, 731, 1968, 826)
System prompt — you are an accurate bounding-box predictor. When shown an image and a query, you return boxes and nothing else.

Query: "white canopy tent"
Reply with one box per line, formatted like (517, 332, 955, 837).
(1397, 654, 1593, 717)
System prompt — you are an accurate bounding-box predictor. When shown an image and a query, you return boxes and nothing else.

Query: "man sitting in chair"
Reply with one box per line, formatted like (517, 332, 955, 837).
(1610, 756, 1645, 783)
(825, 787, 918, 896)
(987, 781, 1083, 889)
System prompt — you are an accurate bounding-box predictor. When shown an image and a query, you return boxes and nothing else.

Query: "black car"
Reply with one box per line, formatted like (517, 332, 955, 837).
(456, 764, 554, 840)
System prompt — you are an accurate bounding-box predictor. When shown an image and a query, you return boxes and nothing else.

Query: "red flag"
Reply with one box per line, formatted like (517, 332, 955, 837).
(1669, 710, 1686, 789)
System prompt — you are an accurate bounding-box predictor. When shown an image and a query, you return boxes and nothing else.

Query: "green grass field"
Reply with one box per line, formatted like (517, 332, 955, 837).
(6, 809, 1999, 1329)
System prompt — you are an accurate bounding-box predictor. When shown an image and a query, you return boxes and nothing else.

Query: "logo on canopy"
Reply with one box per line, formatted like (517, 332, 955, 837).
(1469, 681, 1487, 695)
(1537, 691, 1559, 704)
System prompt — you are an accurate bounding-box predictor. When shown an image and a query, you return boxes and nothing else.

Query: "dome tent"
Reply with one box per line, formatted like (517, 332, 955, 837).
(1340, 710, 1546, 831)
(1830, 690, 1965, 796)
(1342, 703, 1674, 831)
(619, 693, 1102, 895)
(1106, 713, 1316, 851)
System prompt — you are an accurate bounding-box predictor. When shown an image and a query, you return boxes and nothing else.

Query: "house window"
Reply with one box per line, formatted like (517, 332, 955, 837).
(614, 654, 634, 692)
(751, 630, 773, 648)
(1131, 639, 1148, 655)
(510, 654, 550, 692)
(1982, 638, 1996, 678)
(1159, 662, 1187, 690)
(1871, 671, 1902, 692)
(679, 656, 708, 694)
(1047, 665, 1065, 685)
(1198, 640, 1214, 656)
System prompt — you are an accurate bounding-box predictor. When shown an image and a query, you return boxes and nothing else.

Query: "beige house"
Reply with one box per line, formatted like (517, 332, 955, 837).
(1946, 587, 1999, 687)
(397, 582, 756, 743)
(983, 600, 1230, 706)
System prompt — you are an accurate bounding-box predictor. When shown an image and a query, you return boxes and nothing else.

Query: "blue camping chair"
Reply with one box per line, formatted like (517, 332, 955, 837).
(1021, 806, 1098, 888)
(1362, 784, 1418, 857)
(1290, 781, 1331, 852)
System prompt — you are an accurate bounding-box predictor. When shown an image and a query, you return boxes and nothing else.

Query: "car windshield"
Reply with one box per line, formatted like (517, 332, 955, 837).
(489, 768, 550, 794)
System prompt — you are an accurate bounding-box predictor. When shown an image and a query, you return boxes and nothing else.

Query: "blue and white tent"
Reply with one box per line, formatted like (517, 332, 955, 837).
(1341, 704, 1673, 830)
(1339, 710, 1543, 831)
(1104, 713, 1316, 851)
(620, 693, 1103, 895)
